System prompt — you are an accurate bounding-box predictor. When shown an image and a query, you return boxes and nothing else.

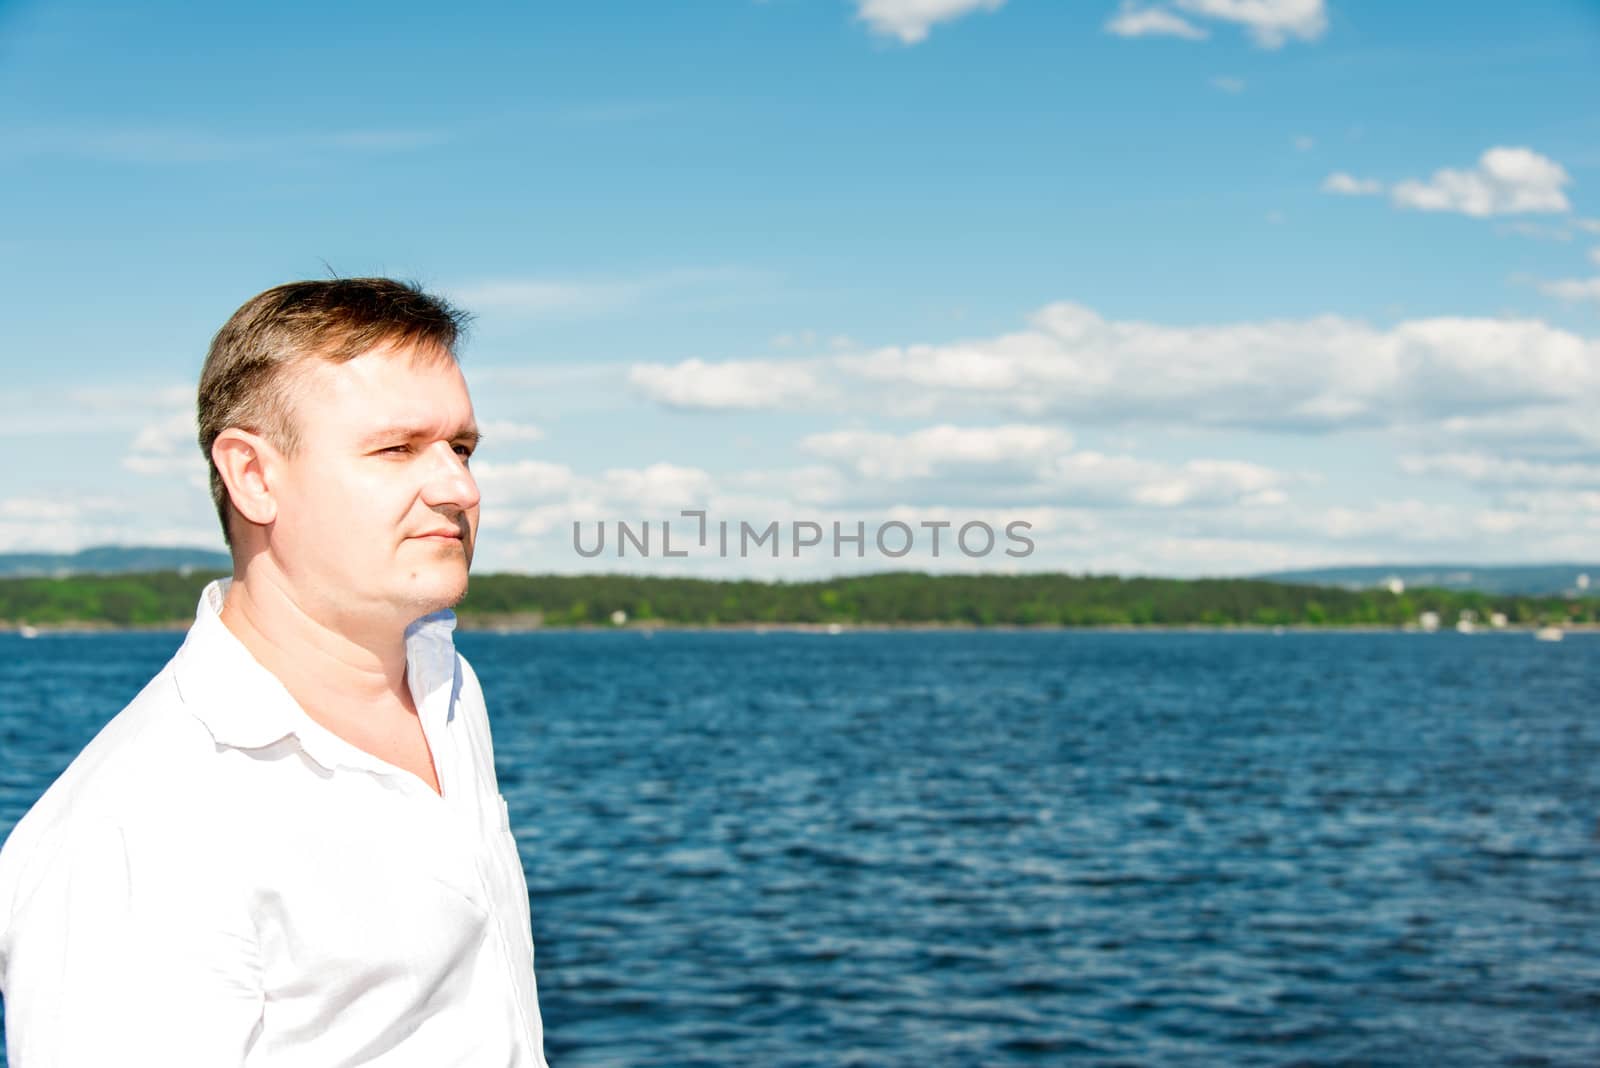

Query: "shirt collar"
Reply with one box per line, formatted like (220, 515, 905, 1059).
(173, 579, 460, 772)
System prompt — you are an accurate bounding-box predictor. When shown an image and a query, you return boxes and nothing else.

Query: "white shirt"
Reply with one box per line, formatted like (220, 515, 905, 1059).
(0, 580, 547, 1067)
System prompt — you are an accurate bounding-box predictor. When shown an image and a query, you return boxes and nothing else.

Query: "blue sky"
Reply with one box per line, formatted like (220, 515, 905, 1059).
(2, 0, 1599, 577)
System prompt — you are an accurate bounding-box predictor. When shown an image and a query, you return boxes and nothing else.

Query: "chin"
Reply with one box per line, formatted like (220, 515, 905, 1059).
(402, 561, 471, 615)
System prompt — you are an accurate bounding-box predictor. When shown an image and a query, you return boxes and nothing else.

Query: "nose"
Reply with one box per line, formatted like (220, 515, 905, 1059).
(419, 440, 481, 513)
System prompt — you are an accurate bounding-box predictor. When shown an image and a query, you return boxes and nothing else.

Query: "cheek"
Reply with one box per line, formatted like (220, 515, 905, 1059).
(282, 467, 398, 539)
(313, 474, 374, 519)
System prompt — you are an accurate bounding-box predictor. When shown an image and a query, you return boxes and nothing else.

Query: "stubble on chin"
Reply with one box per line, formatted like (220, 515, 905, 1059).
(402, 539, 474, 614)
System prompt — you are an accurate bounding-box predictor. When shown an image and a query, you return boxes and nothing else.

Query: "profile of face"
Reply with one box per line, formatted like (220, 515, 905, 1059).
(266, 343, 481, 628)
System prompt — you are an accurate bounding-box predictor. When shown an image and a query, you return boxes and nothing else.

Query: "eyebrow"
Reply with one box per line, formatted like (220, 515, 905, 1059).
(359, 424, 481, 448)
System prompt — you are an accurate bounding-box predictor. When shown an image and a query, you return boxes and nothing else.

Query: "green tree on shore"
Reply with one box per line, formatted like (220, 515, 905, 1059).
(1, 570, 1595, 629)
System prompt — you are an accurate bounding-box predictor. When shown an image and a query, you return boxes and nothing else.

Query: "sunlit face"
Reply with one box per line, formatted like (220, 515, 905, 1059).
(268, 342, 481, 629)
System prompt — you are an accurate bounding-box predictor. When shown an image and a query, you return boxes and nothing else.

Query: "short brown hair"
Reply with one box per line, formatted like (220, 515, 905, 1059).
(197, 278, 470, 547)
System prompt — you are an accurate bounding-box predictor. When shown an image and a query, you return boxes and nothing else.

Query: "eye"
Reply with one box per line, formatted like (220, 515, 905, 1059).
(378, 444, 412, 456)
(453, 443, 475, 461)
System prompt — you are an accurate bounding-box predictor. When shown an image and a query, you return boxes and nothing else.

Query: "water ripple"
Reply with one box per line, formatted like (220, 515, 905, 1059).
(2, 630, 1598, 1065)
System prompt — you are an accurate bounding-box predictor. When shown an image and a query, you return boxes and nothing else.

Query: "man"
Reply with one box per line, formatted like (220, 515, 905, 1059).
(0, 279, 547, 1065)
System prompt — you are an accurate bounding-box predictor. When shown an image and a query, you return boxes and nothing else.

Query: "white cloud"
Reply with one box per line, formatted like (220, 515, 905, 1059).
(628, 357, 823, 410)
(1501, 489, 1600, 516)
(798, 423, 1292, 510)
(1391, 146, 1571, 217)
(1105, 4, 1208, 40)
(855, 0, 1005, 44)
(1325, 148, 1575, 219)
(629, 301, 1600, 453)
(0, 387, 223, 553)
(0, 494, 218, 555)
(472, 459, 577, 504)
(474, 458, 718, 549)
(129, 411, 196, 456)
(1436, 406, 1600, 453)
(28, 296, 1600, 578)
(1529, 251, 1600, 303)
(1538, 277, 1600, 303)
(1385, 315, 1594, 412)
(479, 420, 544, 443)
(0, 383, 194, 439)
(466, 418, 1317, 576)
(1401, 452, 1600, 489)
(0, 497, 86, 523)
(123, 411, 206, 483)
(1068, 453, 1286, 509)
(1210, 75, 1246, 93)
(122, 455, 204, 478)
(1322, 172, 1382, 196)
(462, 434, 1600, 576)
(844, 303, 1596, 432)
(1294, 135, 1315, 152)
(470, 478, 1600, 577)
(597, 463, 719, 512)
(1173, 0, 1327, 48)
(1127, 458, 1286, 507)
(801, 424, 1075, 481)
(1108, 0, 1324, 47)
(1575, 219, 1600, 236)
(1308, 500, 1499, 543)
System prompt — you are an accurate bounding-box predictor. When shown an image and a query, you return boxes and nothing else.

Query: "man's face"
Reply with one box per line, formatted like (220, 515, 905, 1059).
(268, 342, 481, 628)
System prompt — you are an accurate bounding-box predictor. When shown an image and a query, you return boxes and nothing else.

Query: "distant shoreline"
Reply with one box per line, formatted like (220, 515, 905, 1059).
(6, 569, 1595, 632)
(6, 619, 1597, 636)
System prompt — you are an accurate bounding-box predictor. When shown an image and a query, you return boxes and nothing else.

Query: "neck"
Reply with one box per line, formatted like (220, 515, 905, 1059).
(219, 554, 412, 716)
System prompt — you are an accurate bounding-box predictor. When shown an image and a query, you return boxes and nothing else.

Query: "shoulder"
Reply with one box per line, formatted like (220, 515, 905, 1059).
(0, 663, 237, 920)
(14, 665, 219, 821)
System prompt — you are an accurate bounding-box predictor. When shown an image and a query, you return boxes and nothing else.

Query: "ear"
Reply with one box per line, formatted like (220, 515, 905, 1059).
(211, 429, 281, 529)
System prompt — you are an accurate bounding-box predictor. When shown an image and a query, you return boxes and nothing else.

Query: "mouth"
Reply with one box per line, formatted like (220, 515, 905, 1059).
(409, 512, 474, 551)
(409, 523, 470, 547)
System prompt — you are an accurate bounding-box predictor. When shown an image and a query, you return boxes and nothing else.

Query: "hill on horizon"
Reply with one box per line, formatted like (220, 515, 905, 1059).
(3, 547, 1596, 598)
(0, 545, 231, 578)
(1256, 564, 1596, 598)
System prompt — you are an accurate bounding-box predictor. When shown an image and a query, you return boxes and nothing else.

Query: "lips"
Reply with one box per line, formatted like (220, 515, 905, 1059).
(410, 512, 472, 543)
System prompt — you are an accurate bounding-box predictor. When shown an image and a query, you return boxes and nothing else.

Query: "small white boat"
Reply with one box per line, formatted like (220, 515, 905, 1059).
(18, 624, 39, 639)
(1534, 626, 1564, 642)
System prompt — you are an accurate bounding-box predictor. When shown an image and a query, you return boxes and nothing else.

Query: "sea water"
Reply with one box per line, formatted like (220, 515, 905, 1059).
(1, 629, 1597, 1066)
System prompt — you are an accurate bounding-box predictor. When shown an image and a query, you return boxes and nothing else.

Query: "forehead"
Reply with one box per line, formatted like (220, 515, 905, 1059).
(288, 343, 474, 437)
